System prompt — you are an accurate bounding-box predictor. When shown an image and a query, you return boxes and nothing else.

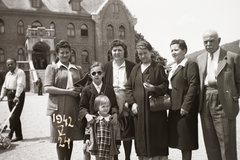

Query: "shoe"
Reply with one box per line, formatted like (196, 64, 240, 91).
(11, 137, 23, 142)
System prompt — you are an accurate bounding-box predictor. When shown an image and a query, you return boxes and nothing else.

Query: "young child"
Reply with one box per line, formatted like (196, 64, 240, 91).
(78, 61, 119, 160)
(85, 95, 121, 160)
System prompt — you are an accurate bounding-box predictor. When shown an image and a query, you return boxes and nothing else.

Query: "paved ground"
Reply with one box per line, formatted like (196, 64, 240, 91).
(0, 92, 239, 160)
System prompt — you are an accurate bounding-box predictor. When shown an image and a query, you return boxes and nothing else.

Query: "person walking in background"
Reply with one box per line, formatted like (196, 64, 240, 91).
(44, 40, 84, 160)
(125, 40, 169, 160)
(36, 77, 43, 95)
(103, 39, 135, 160)
(78, 61, 119, 160)
(196, 29, 240, 160)
(84, 95, 121, 160)
(168, 39, 199, 160)
(0, 58, 26, 142)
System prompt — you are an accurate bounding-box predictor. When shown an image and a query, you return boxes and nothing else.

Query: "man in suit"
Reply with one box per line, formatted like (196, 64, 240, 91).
(0, 58, 26, 142)
(196, 29, 240, 160)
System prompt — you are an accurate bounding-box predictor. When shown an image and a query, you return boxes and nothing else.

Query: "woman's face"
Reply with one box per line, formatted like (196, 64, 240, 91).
(90, 66, 104, 85)
(137, 48, 152, 64)
(170, 44, 186, 64)
(111, 46, 125, 61)
(57, 47, 71, 65)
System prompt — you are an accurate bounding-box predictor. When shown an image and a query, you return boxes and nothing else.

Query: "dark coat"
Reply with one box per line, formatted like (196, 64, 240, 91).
(170, 60, 200, 112)
(78, 83, 118, 120)
(125, 61, 169, 157)
(103, 59, 135, 86)
(197, 48, 240, 119)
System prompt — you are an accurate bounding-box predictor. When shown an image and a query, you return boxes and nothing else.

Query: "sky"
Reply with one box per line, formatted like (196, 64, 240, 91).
(121, 0, 240, 63)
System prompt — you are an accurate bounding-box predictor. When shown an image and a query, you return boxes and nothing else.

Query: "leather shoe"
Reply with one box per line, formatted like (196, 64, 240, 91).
(11, 137, 23, 142)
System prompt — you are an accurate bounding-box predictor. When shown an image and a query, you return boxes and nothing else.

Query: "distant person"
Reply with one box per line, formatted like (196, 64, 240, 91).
(103, 39, 135, 160)
(36, 77, 43, 95)
(125, 40, 169, 160)
(168, 39, 199, 160)
(78, 61, 119, 160)
(44, 40, 84, 160)
(84, 95, 121, 160)
(196, 29, 240, 160)
(0, 58, 26, 142)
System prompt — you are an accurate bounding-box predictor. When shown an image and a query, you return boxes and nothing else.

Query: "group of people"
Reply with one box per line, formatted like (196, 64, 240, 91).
(0, 28, 239, 160)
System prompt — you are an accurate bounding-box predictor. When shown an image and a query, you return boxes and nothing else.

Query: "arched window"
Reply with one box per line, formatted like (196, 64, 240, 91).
(17, 20, 24, 35)
(0, 48, 5, 63)
(67, 23, 75, 37)
(49, 22, 56, 36)
(119, 25, 125, 38)
(81, 50, 89, 64)
(112, 2, 119, 13)
(107, 25, 114, 38)
(81, 24, 88, 37)
(70, 50, 76, 64)
(32, 20, 42, 28)
(17, 48, 25, 68)
(0, 19, 4, 34)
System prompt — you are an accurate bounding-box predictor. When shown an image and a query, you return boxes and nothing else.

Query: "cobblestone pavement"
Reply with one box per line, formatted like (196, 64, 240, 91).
(0, 93, 239, 160)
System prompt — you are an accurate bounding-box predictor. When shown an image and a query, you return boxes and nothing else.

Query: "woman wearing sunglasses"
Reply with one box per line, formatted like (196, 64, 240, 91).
(44, 40, 84, 160)
(78, 61, 119, 160)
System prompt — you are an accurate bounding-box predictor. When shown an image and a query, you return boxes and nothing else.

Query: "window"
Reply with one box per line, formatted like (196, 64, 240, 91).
(107, 25, 114, 38)
(81, 50, 89, 63)
(67, 23, 75, 37)
(0, 48, 5, 63)
(119, 25, 125, 38)
(0, 19, 4, 34)
(112, 2, 119, 13)
(32, 21, 42, 28)
(70, 50, 76, 64)
(49, 22, 56, 36)
(17, 20, 24, 35)
(81, 24, 88, 37)
(72, 1, 80, 11)
(32, 0, 41, 8)
(17, 48, 24, 61)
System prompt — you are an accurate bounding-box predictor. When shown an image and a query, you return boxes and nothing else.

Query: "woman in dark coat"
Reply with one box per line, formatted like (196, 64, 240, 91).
(168, 39, 199, 160)
(125, 40, 169, 160)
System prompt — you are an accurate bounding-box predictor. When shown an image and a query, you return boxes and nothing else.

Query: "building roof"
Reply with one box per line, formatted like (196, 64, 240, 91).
(186, 40, 240, 61)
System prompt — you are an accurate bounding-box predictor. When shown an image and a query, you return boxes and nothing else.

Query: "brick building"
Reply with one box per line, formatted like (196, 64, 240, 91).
(0, 0, 137, 92)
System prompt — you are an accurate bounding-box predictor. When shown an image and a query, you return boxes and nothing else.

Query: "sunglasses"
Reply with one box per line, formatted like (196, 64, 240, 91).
(91, 71, 103, 76)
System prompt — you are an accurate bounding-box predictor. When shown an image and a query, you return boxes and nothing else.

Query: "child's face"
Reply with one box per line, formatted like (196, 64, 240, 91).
(90, 66, 104, 85)
(98, 103, 110, 117)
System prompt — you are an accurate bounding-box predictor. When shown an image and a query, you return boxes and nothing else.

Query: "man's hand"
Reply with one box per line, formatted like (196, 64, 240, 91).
(85, 114, 96, 124)
(13, 97, 19, 105)
(132, 103, 138, 115)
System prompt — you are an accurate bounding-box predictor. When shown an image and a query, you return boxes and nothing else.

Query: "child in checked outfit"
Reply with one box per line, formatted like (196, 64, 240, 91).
(85, 95, 121, 160)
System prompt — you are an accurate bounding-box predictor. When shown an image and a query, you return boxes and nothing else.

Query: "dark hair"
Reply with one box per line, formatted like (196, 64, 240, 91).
(55, 40, 72, 53)
(109, 39, 128, 58)
(89, 61, 104, 73)
(6, 58, 17, 63)
(94, 95, 111, 112)
(136, 40, 153, 52)
(170, 39, 188, 53)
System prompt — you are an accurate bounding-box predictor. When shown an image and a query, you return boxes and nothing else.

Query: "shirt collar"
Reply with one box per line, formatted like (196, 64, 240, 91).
(9, 67, 18, 74)
(92, 81, 103, 89)
(208, 47, 220, 60)
(97, 113, 111, 121)
(112, 60, 126, 69)
(172, 57, 188, 69)
(57, 61, 77, 70)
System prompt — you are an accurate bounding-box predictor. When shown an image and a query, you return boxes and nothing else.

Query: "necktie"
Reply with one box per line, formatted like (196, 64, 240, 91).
(207, 54, 217, 87)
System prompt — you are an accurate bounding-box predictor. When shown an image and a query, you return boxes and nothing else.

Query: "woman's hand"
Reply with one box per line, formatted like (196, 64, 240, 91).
(143, 82, 155, 91)
(67, 87, 81, 97)
(132, 103, 138, 115)
(85, 114, 96, 124)
(110, 113, 118, 124)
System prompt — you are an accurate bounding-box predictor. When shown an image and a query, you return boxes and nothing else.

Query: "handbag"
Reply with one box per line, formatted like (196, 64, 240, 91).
(149, 93, 171, 111)
(118, 107, 135, 140)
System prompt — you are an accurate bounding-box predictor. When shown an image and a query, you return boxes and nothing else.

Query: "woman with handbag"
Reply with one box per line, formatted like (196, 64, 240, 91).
(168, 39, 200, 160)
(103, 39, 135, 160)
(125, 40, 169, 160)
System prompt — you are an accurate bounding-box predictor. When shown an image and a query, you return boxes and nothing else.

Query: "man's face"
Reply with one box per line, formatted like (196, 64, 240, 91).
(6, 60, 16, 72)
(203, 33, 220, 54)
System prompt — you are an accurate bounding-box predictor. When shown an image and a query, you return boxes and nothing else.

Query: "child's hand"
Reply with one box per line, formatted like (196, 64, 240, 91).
(85, 139, 91, 146)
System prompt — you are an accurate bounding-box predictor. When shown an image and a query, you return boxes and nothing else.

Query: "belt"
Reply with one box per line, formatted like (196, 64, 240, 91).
(6, 89, 16, 93)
